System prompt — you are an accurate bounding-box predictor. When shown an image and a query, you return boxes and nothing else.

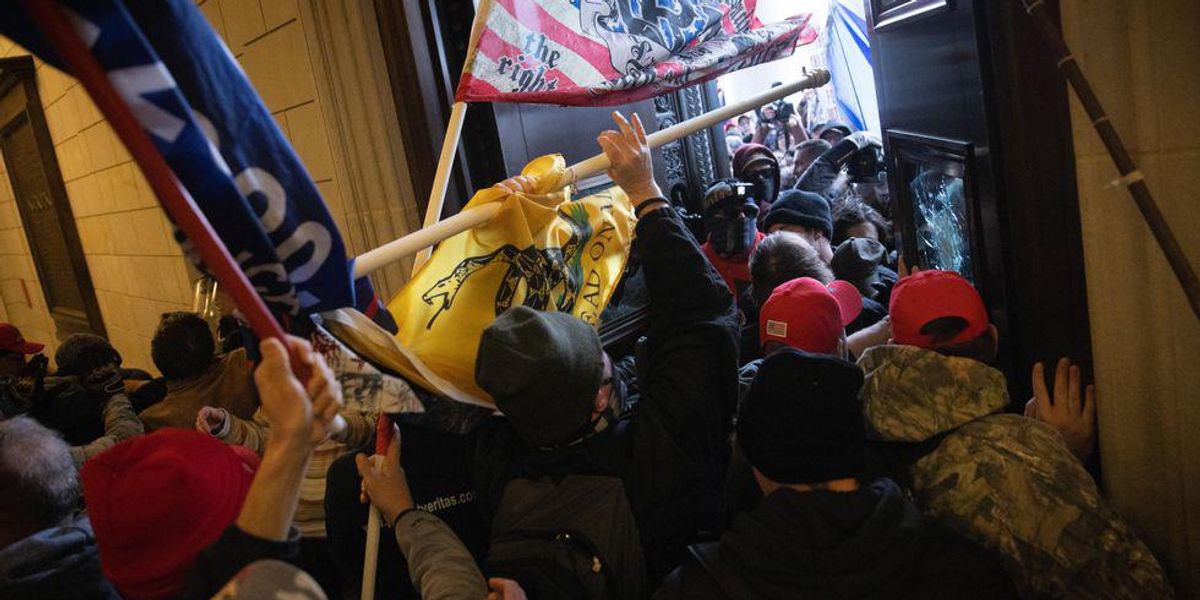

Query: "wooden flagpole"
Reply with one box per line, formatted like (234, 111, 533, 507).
(361, 3, 496, 596)
(410, 101, 467, 274)
(408, 0, 494, 276)
(1018, 0, 1199, 320)
(352, 68, 832, 278)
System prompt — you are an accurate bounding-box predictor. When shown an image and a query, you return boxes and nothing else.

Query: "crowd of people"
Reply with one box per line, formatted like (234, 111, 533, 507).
(0, 110, 1176, 600)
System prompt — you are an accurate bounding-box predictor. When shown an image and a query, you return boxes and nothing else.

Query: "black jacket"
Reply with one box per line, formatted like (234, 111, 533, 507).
(796, 137, 860, 199)
(846, 296, 887, 336)
(178, 526, 299, 600)
(655, 479, 1016, 600)
(473, 207, 740, 583)
(30, 376, 108, 446)
(0, 515, 120, 600)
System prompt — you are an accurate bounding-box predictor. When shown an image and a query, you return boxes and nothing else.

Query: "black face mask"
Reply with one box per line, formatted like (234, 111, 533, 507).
(705, 202, 759, 259)
(744, 170, 779, 205)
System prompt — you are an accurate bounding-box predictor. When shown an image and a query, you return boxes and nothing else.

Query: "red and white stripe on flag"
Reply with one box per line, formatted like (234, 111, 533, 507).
(455, 0, 818, 106)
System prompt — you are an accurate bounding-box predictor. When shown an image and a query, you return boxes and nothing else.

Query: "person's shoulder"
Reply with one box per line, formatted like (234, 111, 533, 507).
(224, 346, 250, 363)
(219, 347, 255, 376)
(911, 522, 1017, 598)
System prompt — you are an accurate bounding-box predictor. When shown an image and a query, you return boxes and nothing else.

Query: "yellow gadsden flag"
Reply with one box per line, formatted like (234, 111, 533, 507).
(382, 154, 636, 407)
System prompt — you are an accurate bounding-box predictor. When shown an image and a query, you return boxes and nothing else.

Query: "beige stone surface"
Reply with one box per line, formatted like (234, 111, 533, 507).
(0, 0, 380, 370)
(1061, 0, 1200, 595)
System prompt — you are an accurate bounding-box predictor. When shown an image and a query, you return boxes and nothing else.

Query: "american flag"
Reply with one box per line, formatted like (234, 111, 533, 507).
(456, 0, 819, 106)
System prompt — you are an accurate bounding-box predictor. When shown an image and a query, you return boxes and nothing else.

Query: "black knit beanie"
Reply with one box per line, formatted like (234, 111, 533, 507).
(476, 306, 604, 448)
(738, 348, 866, 484)
(762, 190, 833, 239)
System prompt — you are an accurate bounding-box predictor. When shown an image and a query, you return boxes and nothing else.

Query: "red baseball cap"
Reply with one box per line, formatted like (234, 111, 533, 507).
(889, 270, 989, 348)
(0, 323, 43, 354)
(760, 278, 863, 355)
(82, 429, 260, 600)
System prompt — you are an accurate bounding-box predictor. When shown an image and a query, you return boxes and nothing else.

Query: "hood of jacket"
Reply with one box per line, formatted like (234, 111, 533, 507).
(0, 515, 118, 600)
(717, 478, 925, 599)
(857, 345, 1008, 443)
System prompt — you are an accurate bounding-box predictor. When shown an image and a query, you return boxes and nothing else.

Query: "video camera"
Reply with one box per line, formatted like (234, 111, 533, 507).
(847, 140, 886, 183)
(756, 83, 796, 124)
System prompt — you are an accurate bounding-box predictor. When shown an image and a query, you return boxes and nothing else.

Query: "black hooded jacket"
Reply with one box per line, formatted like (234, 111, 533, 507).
(655, 478, 1015, 599)
(472, 206, 741, 583)
(0, 515, 120, 600)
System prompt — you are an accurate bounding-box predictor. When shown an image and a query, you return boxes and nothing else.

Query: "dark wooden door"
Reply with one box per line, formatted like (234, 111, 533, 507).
(869, 0, 1092, 402)
(0, 57, 105, 338)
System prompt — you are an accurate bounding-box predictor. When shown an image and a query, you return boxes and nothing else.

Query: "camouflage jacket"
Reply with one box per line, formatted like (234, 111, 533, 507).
(858, 345, 1172, 599)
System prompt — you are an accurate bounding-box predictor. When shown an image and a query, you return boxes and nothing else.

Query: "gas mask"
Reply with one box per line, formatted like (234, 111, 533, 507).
(743, 169, 779, 207)
(702, 180, 760, 259)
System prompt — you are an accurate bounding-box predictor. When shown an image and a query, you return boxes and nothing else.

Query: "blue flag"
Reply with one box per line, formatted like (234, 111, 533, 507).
(827, 0, 880, 134)
(1, 0, 357, 316)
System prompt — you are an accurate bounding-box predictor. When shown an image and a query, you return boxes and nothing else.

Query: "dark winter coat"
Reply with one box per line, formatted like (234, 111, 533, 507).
(178, 526, 299, 600)
(796, 137, 860, 199)
(472, 206, 740, 583)
(30, 376, 108, 446)
(655, 478, 1016, 600)
(0, 514, 120, 600)
(846, 296, 887, 336)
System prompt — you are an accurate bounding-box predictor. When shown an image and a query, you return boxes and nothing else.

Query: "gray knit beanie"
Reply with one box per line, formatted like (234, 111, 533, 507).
(476, 306, 604, 448)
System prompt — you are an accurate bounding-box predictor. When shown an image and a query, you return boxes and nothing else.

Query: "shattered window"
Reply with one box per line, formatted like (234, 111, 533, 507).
(909, 166, 974, 282)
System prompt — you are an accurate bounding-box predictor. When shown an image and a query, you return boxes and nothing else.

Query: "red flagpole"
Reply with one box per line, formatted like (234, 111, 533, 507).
(20, 0, 310, 378)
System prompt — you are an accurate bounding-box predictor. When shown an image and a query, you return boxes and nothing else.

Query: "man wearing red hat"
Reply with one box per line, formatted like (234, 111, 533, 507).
(858, 270, 1172, 598)
(724, 276, 865, 523)
(81, 336, 345, 600)
(738, 276, 864, 404)
(0, 322, 44, 378)
(759, 277, 863, 358)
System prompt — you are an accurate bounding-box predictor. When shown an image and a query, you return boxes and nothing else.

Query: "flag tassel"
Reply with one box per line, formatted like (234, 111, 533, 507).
(353, 69, 832, 278)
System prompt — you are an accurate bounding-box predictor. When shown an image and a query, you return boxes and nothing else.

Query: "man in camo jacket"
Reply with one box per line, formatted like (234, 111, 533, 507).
(859, 270, 1172, 599)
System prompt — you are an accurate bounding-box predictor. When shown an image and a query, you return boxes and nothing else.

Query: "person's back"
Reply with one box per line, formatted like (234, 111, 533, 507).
(860, 270, 1172, 598)
(140, 312, 258, 430)
(658, 349, 1013, 600)
(472, 114, 740, 585)
(659, 481, 1013, 600)
(861, 344, 1170, 598)
(0, 417, 119, 600)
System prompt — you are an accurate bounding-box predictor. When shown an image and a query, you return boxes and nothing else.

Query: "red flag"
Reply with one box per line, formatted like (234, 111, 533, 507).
(456, 0, 818, 106)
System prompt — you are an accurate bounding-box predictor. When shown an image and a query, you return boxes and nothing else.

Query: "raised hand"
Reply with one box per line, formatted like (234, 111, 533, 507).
(487, 578, 529, 600)
(897, 255, 921, 279)
(254, 336, 344, 447)
(597, 111, 664, 208)
(195, 405, 227, 435)
(355, 423, 413, 526)
(1026, 358, 1097, 463)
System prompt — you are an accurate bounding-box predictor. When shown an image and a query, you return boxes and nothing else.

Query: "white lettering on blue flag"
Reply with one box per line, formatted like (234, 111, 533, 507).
(108, 63, 188, 142)
(1, 0, 357, 316)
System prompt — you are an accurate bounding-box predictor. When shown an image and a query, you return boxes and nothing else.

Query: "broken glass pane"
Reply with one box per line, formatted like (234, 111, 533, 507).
(910, 166, 974, 282)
